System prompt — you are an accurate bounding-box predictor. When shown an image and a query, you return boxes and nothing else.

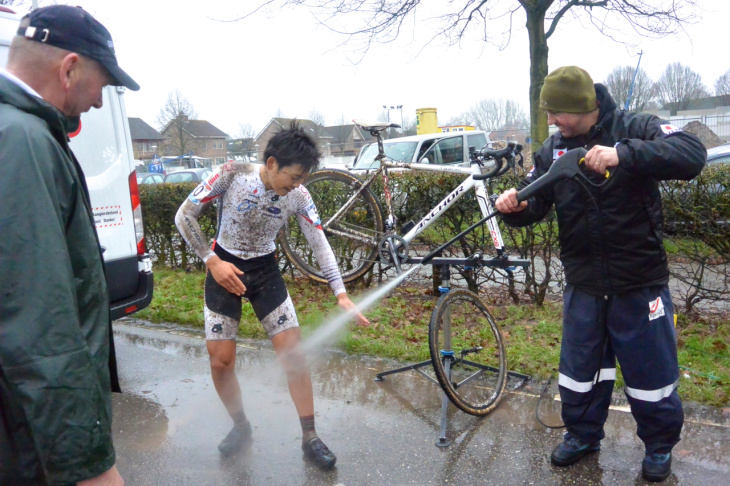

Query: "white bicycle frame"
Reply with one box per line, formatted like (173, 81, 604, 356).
(322, 158, 507, 256)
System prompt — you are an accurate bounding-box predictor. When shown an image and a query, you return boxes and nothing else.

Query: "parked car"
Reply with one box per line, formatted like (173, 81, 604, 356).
(351, 130, 490, 172)
(706, 143, 730, 165)
(164, 168, 212, 183)
(137, 172, 164, 185)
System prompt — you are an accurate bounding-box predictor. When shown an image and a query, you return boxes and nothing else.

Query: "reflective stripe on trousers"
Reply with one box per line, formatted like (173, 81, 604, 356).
(558, 284, 684, 453)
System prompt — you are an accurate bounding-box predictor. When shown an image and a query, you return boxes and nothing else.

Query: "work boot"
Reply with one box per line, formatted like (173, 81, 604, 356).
(642, 452, 672, 482)
(550, 433, 601, 467)
(218, 420, 252, 457)
(302, 437, 337, 469)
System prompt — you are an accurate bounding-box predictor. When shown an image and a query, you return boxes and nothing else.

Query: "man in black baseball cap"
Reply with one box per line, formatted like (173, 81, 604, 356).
(0, 5, 135, 486)
(19, 4, 139, 90)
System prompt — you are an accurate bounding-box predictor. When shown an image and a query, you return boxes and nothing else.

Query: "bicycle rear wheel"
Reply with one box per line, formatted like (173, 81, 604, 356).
(279, 168, 384, 283)
(428, 289, 507, 416)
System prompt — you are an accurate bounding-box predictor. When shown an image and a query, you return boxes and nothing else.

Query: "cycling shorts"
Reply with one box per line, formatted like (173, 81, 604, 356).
(204, 245, 298, 340)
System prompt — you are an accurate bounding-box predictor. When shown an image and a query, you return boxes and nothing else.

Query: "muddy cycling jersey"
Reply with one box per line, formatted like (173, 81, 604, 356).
(176, 161, 345, 296)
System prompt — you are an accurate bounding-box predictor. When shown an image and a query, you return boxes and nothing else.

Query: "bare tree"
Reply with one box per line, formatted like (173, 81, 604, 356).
(466, 98, 528, 131)
(235, 122, 256, 157)
(157, 90, 199, 157)
(715, 68, 730, 106)
(308, 109, 327, 127)
(654, 62, 710, 113)
(604, 64, 655, 112)
(253, 1, 698, 151)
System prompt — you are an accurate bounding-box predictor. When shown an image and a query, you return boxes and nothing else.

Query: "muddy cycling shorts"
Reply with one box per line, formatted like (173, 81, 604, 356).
(204, 245, 298, 340)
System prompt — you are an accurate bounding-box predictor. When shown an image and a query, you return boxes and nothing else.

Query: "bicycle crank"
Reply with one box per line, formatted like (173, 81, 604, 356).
(378, 234, 409, 274)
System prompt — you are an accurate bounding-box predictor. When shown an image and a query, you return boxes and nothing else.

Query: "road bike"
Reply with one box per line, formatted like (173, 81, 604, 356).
(279, 121, 524, 283)
(279, 121, 531, 417)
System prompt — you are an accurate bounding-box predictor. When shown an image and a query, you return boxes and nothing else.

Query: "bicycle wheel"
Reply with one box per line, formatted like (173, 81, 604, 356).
(429, 288, 507, 416)
(279, 168, 384, 283)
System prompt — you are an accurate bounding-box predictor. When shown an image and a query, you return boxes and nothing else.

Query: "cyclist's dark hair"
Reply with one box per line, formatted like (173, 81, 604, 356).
(264, 121, 321, 174)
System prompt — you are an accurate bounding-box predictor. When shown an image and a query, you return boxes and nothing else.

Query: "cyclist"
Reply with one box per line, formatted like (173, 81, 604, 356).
(175, 124, 369, 470)
(496, 66, 705, 482)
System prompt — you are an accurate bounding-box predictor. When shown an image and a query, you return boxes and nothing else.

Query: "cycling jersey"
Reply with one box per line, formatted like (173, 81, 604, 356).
(176, 161, 345, 296)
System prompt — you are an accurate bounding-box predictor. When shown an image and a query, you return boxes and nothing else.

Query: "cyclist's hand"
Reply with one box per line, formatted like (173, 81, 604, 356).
(336, 293, 370, 327)
(495, 188, 527, 214)
(584, 145, 618, 175)
(207, 255, 246, 296)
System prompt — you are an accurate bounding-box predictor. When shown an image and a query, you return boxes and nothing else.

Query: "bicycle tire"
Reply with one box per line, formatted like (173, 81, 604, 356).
(428, 288, 507, 416)
(279, 168, 384, 284)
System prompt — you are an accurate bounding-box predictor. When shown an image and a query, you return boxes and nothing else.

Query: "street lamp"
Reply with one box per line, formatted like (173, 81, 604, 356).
(383, 105, 404, 136)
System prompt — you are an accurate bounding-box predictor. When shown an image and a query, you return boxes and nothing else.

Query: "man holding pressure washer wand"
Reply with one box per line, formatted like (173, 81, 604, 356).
(496, 66, 706, 482)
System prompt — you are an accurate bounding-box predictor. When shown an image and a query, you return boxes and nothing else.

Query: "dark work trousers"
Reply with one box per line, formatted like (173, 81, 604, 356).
(558, 284, 684, 454)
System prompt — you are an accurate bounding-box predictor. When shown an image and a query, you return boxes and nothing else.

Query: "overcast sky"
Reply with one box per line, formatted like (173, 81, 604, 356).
(21, 0, 729, 137)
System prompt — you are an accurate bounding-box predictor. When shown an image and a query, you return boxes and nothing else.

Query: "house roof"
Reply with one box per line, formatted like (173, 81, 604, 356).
(162, 117, 228, 138)
(128, 117, 165, 141)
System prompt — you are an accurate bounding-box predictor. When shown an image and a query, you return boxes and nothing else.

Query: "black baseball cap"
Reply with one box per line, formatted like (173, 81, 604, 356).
(17, 5, 139, 91)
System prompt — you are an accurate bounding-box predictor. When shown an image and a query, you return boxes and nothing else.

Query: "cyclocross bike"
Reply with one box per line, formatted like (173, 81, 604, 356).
(279, 121, 531, 419)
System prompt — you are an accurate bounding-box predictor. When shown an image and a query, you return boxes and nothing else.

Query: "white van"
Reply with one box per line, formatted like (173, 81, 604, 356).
(1, 7, 153, 320)
(351, 130, 491, 171)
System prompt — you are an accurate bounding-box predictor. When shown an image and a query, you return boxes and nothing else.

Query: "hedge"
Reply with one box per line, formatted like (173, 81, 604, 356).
(138, 163, 729, 310)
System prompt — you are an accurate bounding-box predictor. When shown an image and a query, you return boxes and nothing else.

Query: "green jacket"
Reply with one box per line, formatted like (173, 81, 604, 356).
(0, 75, 117, 485)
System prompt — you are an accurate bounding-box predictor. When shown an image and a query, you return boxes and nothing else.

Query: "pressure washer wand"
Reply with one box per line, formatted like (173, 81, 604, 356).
(420, 147, 589, 266)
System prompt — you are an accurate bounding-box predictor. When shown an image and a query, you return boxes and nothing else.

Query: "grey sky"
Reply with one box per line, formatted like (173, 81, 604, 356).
(26, 0, 730, 137)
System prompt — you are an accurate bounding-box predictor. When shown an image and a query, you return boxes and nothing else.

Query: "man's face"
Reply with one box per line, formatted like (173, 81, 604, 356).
(269, 161, 308, 196)
(545, 110, 596, 139)
(62, 56, 112, 117)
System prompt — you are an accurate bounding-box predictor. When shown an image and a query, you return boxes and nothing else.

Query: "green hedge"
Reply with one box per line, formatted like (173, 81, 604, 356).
(139, 183, 216, 269)
(138, 165, 729, 310)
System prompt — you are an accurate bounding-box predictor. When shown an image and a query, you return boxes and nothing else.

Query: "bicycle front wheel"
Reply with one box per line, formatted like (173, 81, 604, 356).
(279, 168, 384, 283)
(429, 289, 507, 416)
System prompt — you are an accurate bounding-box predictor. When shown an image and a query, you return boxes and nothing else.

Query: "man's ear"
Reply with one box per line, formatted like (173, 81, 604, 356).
(266, 156, 278, 170)
(58, 52, 80, 90)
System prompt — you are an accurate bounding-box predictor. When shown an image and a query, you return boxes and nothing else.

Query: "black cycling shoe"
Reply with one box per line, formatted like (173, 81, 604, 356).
(642, 452, 672, 482)
(550, 434, 601, 467)
(302, 437, 337, 469)
(218, 421, 252, 457)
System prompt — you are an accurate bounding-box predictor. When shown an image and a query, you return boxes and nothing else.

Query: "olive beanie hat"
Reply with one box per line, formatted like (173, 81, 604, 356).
(540, 66, 597, 113)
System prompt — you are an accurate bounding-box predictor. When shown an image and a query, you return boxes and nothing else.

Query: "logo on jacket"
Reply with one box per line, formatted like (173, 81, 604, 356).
(553, 149, 567, 161)
(266, 207, 282, 215)
(237, 199, 258, 213)
(648, 297, 666, 321)
(271, 195, 280, 202)
(277, 315, 288, 326)
(212, 323, 223, 334)
(660, 124, 681, 135)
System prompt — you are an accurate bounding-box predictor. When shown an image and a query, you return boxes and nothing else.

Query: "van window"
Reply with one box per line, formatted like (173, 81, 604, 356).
(467, 133, 489, 152)
(354, 141, 418, 169)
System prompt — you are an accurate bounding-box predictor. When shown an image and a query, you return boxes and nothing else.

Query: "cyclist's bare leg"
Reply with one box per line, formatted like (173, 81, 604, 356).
(271, 328, 315, 423)
(207, 340, 245, 419)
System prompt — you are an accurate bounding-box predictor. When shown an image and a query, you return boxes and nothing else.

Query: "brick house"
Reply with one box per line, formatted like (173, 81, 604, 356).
(160, 116, 229, 165)
(128, 117, 166, 162)
(254, 118, 374, 161)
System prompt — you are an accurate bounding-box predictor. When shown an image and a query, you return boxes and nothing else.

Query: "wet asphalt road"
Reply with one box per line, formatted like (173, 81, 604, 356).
(112, 320, 729, 486)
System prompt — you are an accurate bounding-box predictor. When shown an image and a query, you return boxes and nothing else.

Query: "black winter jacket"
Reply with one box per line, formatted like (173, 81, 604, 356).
(502, 84, 706, 295)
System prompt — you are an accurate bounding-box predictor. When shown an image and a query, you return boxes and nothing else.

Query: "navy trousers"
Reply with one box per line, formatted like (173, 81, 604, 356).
(558, 284, 684, 454)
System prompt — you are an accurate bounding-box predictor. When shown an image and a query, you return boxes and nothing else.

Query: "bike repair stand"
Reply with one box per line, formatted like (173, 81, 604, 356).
(374, 255, 531, 447)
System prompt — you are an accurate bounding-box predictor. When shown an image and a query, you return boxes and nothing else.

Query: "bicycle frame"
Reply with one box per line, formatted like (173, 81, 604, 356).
(320, 158, 507, 259)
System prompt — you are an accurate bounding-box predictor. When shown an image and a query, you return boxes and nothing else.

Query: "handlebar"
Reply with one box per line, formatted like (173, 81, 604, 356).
(472, 142, 523, 180)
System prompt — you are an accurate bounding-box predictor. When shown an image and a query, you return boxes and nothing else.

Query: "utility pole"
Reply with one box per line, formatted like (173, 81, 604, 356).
(624, 51, 644, 111)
